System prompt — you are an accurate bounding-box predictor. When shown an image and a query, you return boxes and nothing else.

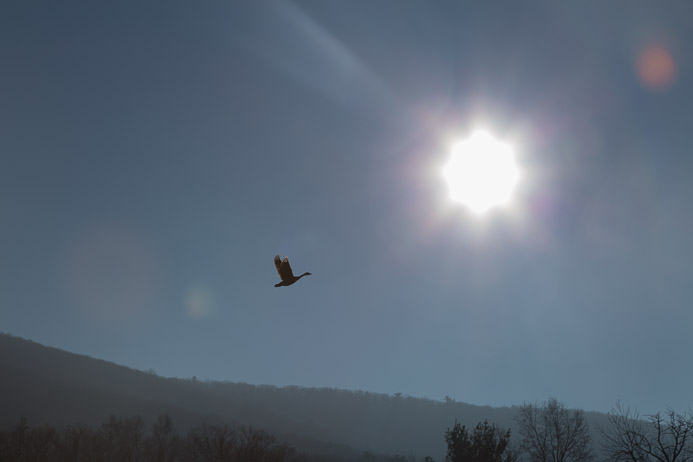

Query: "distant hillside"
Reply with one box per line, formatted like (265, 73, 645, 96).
(0, 333, 611, 460)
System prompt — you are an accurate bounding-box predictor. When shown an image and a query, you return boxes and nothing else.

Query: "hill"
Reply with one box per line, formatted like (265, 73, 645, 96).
(0, 333, 610, 460)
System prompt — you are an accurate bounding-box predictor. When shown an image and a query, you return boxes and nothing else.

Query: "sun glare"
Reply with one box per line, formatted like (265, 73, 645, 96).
(443, 130, 519, 214)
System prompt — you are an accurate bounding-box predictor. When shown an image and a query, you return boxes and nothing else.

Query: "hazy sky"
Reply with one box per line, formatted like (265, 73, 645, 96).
(3, 1, 693, 415)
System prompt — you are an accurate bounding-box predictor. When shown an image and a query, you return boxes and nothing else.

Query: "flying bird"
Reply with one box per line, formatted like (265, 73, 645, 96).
(274, 255, 311, 287)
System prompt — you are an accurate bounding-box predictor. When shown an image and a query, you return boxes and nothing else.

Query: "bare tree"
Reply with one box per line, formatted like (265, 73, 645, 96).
(51, 423, 90, 462)
(145, 414, 179, 462)
(236, 426, 301, 462)
(100, 415, 145, 462)
(601, 402, 693, 462)
(184, 423, 236, 462)
(236, 426, 274, 461)
(1, 416, 30, 462)
(516, 398, 593, 462)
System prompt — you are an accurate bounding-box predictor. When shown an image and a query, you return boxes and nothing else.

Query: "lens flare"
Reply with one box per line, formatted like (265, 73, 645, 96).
(637, 44, 676, 90)
(184, 284, 218, 319)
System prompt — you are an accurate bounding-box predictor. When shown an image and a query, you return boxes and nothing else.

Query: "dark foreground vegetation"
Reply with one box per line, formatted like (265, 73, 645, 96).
(4, 400, 692, 462)
(0, 414, 418, 462)
(0, 414, 303, 462)
(436, 398, 693, 462)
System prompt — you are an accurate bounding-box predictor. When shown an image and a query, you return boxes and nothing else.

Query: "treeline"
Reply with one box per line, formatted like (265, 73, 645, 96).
(427, 398, 693, 462)
(0, 414, 303, 462)
(3, 400, 693, 462)
(0, 414, 414, 462)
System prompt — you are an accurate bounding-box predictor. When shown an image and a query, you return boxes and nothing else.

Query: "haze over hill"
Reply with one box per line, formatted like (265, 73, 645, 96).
(0, 333, 615, 460)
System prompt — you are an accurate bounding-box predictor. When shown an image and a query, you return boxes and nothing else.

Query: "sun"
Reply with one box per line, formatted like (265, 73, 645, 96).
(443, 130, 519, 214)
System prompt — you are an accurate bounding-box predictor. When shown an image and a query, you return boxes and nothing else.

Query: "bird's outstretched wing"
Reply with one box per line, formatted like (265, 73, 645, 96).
(280, 256, 295, 279)
(274, 255, 281, 271)
(274, 255, 294, 281)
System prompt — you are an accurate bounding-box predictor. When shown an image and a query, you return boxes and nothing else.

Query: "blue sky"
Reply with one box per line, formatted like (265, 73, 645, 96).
(2, 1, 693, 415)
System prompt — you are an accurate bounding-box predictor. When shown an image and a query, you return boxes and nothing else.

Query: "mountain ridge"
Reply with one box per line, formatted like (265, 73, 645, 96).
(0, 332, 611, 460)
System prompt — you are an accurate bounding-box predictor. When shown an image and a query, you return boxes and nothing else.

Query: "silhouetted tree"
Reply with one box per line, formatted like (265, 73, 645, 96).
(0, 417, 58, 462)
(0, 416, 28, 462)
(237, 425, 300, 462)
(99, 415, 145, 462)
(25, 423, 57, 461)
(51, 423, 90, 462)
(0, 414, 325, 462)
(184, 423, 236, 462)
(516, 398, 593, 462)
(600, 402, 693, 462)
(444, 420, 517, 462)
(236, 425, 274, 461)
(145, 413, 179, 462)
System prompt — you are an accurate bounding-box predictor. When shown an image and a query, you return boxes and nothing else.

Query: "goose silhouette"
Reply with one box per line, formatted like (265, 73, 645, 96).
(274, 255, 311, 287)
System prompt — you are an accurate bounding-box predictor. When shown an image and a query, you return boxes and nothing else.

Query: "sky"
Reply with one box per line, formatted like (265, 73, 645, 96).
(2, 1, 693, 416)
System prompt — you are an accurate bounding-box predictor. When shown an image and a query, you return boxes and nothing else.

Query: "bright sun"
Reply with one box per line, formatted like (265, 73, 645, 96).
(443, 130, 519, 214)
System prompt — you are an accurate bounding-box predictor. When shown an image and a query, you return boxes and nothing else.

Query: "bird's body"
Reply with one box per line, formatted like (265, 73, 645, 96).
(274, 255, 311, 287)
